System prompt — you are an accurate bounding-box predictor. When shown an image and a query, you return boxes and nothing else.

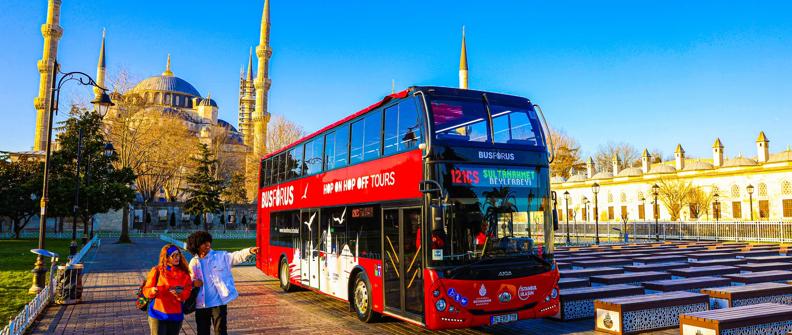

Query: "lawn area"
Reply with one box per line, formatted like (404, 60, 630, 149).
(210, 239, 257, 253)
(0, 239, 73, 322)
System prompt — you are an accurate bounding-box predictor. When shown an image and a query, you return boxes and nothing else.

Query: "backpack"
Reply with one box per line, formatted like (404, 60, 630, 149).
(182, 287, 200, 314)
(135, 268, 159, 311)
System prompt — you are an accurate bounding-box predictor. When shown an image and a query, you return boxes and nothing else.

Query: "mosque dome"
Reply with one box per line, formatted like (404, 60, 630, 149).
(683, 161, 714, 171)
(724, 157, 758, 167)
(199, 97, 218, 107)
(649, 164, 676, 174)
(617, 167, 643, 177)
(567, 174, 587, 182)
(592, 171, 613, 180)
(769, 148, 792, 162)
(132, 75, 201, 97)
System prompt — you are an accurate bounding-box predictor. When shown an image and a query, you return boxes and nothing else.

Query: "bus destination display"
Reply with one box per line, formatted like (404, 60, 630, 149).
(450, 166, 536, 187)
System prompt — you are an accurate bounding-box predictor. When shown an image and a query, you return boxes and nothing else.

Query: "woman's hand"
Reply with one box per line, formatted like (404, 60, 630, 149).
(151, 287, 158, 296)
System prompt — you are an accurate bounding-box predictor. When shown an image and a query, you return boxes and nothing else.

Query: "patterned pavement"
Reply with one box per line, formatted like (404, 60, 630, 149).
(27, 238, 676, 335)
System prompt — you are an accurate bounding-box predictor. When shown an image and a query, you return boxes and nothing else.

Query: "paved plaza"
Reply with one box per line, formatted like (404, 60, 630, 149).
(23, 238, 681, 335)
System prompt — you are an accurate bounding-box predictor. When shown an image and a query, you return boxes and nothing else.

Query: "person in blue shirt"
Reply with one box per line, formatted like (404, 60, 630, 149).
(187, 231, 258, 335)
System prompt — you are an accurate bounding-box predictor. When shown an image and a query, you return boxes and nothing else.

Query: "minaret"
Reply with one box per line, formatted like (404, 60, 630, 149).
(252, 0, 273, 159)
(641, 149, 651, 174)
(757, 131, 770, 163)
(586, 157, 595, 179)
(611, 154, 620, 175)
(239, 47, 256, 146)
(93, 29, 107, 100)
(33, 0, 64, 151)
(675, 144, 685, 170)
(459, 26, 468, 89)
(713, 138, 724, 167)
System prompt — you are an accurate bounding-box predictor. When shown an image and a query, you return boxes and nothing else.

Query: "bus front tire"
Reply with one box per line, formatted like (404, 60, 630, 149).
(353, 271, 380, 323)
(279, 257, 296, 292)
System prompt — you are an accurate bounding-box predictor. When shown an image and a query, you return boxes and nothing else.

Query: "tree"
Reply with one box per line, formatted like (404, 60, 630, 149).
(594, 142, 641, 173)
(548, 129, 584, 178)
(49, 108, 136, 239)
(0, 154, 43, 239)
(656, 178, 696, 221)
(222, 173, 248, 205)
(688, 186, 715, 220)
(183, 143, 225, 231)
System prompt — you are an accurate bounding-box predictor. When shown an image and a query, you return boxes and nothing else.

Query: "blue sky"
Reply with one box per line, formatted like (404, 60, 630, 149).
(2, 1, 791, 160)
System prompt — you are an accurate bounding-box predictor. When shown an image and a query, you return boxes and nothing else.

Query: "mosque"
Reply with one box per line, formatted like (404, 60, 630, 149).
(31, 0, 274, 201)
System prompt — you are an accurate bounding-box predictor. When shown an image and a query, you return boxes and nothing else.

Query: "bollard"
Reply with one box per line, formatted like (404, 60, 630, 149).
(55, 263, 84, 305)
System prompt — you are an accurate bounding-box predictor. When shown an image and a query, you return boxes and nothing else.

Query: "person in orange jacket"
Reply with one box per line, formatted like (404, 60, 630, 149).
(143, 244, 193, 335)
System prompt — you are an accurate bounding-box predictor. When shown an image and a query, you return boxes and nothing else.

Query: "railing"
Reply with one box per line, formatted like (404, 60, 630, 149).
(158, 234, 256, 266)
(0, 230, 256, 240)
(0, 236, 100, 335)
(552, 220, 792, 245)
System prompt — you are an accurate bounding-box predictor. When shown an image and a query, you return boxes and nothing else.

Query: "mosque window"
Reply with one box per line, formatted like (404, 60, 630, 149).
(638, 204, 645, 220)
(782, 181, 792, 196)
(620, 192, 627, 203)
(607, 192, 613, 203)
(759, 200, 769, 220)
(607, 206, 614, 220)
(637, 191, 644, 201)
(783, 199, 792, 218)
(731, 185, 740, 198)
(758, 183, 768, 197)
(712, 185, 720, 195)
(175, 95, 180, 106)
(732, 201, 742, 219)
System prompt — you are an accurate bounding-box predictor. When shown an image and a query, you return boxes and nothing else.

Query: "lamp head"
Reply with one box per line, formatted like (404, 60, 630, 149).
(592, 183, 600, 194)
(747, 184, 754, 195)
(91, 91, 114, 117)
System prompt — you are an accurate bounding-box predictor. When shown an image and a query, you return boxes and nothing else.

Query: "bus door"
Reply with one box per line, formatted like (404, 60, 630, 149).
(382, 207, 424, 317)
(300, 208, 320, 288)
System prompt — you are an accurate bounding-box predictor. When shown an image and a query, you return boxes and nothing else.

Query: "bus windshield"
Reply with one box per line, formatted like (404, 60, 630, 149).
(431, 164, 552, 267)
(429, 94, 544, 147)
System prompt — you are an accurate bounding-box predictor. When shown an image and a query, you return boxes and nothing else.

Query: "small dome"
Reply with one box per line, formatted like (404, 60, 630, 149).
(649, 164, 676, 174)
(683, 161, 714, 171)
(724, 157, 757, 167)
(217, 119, 238, 132)
(566, 174, 587, 183)
(551, 176, 567, 184)
(132, 75, 201, 97)
(591, 171, 613, 180)
(199, 97, 217, 107)
(616, 167, 643, 177)
(769, 150, 792, 163)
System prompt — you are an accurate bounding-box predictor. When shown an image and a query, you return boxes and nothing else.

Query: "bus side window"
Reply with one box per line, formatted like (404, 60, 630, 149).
(275, 154, 285, 183)
(335, 124, 349, 168)
(305, 138, 323, 175)
(323, 131, 336, 171)
(291, 145, 304, 179)
(398, 99, 422, 150)
(350, 120, 364, 164)
(383, 105, 398, 155)
(363, 111, 382, 161)
(260, 160, 267, 188)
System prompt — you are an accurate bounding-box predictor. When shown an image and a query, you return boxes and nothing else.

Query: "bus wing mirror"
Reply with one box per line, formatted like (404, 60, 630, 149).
(430, 204, 445, 232)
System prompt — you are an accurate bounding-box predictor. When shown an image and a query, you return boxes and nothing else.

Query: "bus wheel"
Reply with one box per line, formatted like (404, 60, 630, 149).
(353, 272, 379, 322)
(279, 257, 295, 292)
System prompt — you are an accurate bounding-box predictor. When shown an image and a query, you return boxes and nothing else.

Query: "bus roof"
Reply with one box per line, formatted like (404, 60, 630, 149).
(262, 88, 410, 161)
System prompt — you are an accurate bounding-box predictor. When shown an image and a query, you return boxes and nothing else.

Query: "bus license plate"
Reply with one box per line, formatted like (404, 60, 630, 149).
(490, 313, 518, 325)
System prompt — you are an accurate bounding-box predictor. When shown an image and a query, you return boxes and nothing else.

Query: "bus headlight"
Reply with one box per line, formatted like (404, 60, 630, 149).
(435, 298, 447, 312)
(551, 288, 558, 299)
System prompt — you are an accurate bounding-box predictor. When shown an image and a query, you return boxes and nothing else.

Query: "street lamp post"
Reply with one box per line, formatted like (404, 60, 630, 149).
(563, 191, 571, 244)
(582, 197, 589, 243)
(640, 196, 645, 240)
(653, 183, 660, 241)
(713, 193, 720, 224)
(747, 184, 754, 221)
(29, 60, 112, 293)
(592, 183, 600, 244)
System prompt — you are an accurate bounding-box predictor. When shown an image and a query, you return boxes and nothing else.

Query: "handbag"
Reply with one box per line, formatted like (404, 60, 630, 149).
(182, 287, 200, 314)
(135, 268, 159, 311)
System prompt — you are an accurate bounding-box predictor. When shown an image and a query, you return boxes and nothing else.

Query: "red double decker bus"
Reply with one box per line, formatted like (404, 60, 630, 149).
(256, 86, 560, 329)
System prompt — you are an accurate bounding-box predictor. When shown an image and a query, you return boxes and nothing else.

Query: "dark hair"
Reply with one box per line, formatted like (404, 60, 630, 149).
(186, 231, 213, 255)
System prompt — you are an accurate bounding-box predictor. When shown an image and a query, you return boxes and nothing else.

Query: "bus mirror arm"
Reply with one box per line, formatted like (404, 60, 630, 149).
(419, 180, 446, 199)
(534, 104, 555, 164)
(551, 191, 559, 231)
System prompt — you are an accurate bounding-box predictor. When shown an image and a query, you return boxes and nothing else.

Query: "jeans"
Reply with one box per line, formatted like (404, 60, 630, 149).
(195, 305, 227, 335)
(147, 317, 182, 335)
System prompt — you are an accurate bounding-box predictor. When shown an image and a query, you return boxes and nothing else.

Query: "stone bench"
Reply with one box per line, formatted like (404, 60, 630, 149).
(642, 276, 732, 294)
(737, 262, 792, 273)
(556, 261, 572, 270)
(702, 282, 792, 309)
(679, 303, 792, 335)
(688, 258, 747, 267)
(555, 256, 598, 263)
(622, 262, 688, 273)
(561, 267, 624, 278)
(746, 255, 792, 263)
(571, 258, 633, 269)
(686, 252, 737, 262)
(593, 291, 709, 334)
(724, 270, 792, 286)
(559, 277, 590, 289)
(668, 265, 740, 279)
(736, 250, 781, 258)
(589, 271, 671, 287)
(552, 284, 645, 320)
(602, 253, 650, 260)
(632, 255, 689, 265)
